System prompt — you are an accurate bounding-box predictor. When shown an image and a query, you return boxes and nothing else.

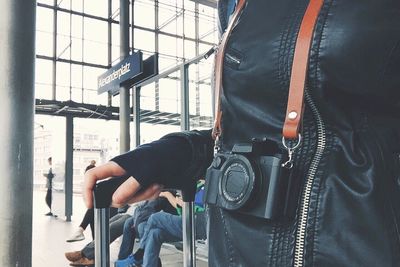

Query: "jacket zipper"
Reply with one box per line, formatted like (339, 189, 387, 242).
(225, 53, 241, 65)
(294, 90, 327, 267)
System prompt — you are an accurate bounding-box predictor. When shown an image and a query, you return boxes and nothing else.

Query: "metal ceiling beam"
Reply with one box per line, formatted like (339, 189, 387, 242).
(35, 99, 213, 127)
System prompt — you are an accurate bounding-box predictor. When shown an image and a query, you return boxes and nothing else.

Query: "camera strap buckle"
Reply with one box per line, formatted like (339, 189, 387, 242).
(282, 134, 302, 169)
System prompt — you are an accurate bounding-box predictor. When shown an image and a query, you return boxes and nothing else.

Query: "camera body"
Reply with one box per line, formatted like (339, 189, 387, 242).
(204, 139, 300, 220)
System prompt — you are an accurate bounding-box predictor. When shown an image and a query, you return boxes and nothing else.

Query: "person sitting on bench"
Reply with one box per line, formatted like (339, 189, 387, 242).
(114, 181, 206, 267)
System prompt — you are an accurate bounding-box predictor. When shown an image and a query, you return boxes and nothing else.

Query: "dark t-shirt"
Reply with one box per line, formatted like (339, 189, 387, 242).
(110, 136, 193, 187)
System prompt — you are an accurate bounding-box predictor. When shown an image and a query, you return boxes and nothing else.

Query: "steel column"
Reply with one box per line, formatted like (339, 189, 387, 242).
(0, 0, 36, 265)
(133, 86, 141, 147)
(65, 115, 73, 221)
(119, 0, 130, 153)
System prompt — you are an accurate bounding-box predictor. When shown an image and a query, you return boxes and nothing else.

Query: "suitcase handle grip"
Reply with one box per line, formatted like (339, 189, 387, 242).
(93, 176, 129, 209)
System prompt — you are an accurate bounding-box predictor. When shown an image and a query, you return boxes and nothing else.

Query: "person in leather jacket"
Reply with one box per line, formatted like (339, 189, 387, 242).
(84, 0, 400, 266)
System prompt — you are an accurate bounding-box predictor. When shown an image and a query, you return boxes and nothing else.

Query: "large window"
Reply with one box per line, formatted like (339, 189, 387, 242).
(36, 0, 217, 111)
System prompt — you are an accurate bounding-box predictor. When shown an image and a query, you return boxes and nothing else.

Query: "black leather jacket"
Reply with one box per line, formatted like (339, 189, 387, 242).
(186, 0, 400, 266)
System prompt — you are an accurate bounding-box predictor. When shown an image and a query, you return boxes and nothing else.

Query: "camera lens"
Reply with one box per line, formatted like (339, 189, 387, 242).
(219, 154, 256, 210)
(223, 163, 248, 201)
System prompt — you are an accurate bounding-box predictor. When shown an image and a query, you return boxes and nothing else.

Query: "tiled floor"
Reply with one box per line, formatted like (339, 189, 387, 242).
(32, 189, 208, 267)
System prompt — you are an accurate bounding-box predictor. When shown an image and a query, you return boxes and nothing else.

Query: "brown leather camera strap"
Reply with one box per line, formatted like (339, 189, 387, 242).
(283, 0, 324, 139)
(212, 0, 324, 140)
(212, 0, 246, 139)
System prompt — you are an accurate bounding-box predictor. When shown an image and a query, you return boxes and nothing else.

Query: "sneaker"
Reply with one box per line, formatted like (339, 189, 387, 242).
(67, 229, 85, 242)
(114, 254, 143, 267)
(69, 256, 94, 266)
(65, 251, 83, 262)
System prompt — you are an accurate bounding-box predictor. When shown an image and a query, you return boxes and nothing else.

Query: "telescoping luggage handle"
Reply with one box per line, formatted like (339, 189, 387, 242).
(212, 0, 324, 167)
(93, 176, 129, 267)
(93, 176, 199, 267)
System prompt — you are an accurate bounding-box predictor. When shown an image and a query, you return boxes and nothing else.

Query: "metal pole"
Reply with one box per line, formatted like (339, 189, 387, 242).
(182, 202, 196, 267)
(52, 0, 57, 100)
(65, 115, 73, 221)
(180, 64, 196, 267)
(180, 64, 190, 129)
(131, 0, 135, 51)
(107, 0, 112, 107)
(120, 0, 130, 153)
(0, 0, 35, 266)
(133, 86, 141, 147)
(94, 207, 110, 267)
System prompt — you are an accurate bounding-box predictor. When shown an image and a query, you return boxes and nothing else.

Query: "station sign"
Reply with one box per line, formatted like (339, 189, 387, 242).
(98, 51, 159, 96)
(97, 51, 143, 95)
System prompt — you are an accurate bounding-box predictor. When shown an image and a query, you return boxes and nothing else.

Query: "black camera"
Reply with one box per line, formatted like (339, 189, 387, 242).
(204, 139, 300, 220)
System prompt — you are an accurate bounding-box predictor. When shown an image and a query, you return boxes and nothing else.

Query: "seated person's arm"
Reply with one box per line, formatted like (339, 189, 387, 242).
(84, 129, 214, 209)
(159, 191, 180, 209)
(175, 196, 184, 208)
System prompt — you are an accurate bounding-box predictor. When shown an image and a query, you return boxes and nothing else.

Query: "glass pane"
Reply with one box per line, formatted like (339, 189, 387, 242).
(84, 0, 108, 18)
(56, 61, 71, 87)
(140, 83, 156, 111)
(111, 1, 120, 21)
(84, 40, 108, 65)
(158, 55, 179, 72)
(35, 83, 53, 100)
(112, 94, 120, 107)
(133, 29, 154, 53)
(158, 6, 181, 35)
(158, 34, 179, 57)
(35, 58, 53, 99)
(84, 18, 108, 43)
(56, 34, 71, 58)
(184, 12, 195, 39)
(199, 14, 217, 43)
(56, 84, 71, 101)
(199, 83, 213, 117)
(57, 12, 70, 36)
(72, 15, 83, 39)
(37, 7, 53, 33)
(71, 37, 83, 61)
(38, 0, 54, 4)
(36, 59, 53, 85)
(189, 80, 197, 115)
(58, 0, 71, 9)
(135, 1, 155, 29)
(112, 24, 120, 63)
(72, 0, 83, 12)
(71, 64, 83, 89)
(71, 87, 83, 102)
(36, 31, 54, 56)
(159, 76, 179, 113)
(184, 39, 196, 59)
